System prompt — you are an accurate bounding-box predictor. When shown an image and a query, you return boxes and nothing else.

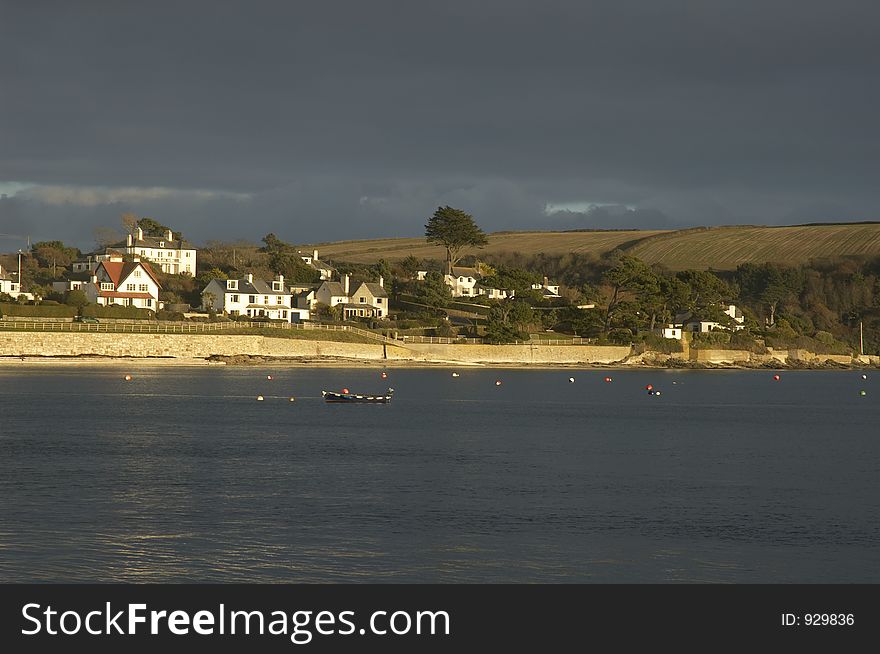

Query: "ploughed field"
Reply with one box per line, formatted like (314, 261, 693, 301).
(308, 223, 880, 270)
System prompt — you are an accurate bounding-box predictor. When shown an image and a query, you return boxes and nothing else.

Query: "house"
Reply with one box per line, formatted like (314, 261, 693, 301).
(343, 278, 389, 319)
(82, 256, 161, 310)
(476, 283, 511, 300)
(51, 272, 91, 295)
(314, 275, 352, 308)
(298, 249, 335, 281)
(444, 267, 480, 298)
(531, 276, 562, 299)
(309, 274, 389, 319)
(113, 226, 197, 275)
(0, 263, 23, 298)
(201, 273, 307, 321)
(673, 303, 746, 334)
(656, 324, 683, 340)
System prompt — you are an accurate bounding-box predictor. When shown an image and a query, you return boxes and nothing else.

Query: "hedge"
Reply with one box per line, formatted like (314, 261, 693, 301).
(0, 303, 78, 318)
(81, 304, 155, 320)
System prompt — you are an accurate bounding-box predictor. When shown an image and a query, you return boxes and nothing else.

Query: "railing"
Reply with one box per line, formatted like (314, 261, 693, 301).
(0, 320, 594, 345)
(0, 320, 397, 342)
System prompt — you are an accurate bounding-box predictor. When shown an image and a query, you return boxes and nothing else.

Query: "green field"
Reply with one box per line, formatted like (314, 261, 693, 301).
(308, 223, 880, 270)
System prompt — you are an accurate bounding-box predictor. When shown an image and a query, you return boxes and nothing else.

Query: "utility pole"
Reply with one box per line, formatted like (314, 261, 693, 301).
(860, 321, 864, 356)
(17, 249, 22, 295)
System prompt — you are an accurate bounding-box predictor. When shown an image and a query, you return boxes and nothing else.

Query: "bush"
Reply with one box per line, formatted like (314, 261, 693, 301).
(156, 310, 186, 321)
(81, 304, 155, 320)
(0, 303, 77, 318)
(638, 333, 684, 353)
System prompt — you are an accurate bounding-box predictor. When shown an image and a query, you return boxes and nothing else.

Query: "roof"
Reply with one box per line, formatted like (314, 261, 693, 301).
(319, 281, 347, 296)
(112, 235, 195, 250)
(451, 266, 479, 278)
(98, 260, 162, 289)
(356, 282, 388, 298)
(219, 277, 289, 296)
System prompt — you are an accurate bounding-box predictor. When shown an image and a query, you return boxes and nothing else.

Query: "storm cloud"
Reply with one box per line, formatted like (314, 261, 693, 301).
(2, 0, 879, 249)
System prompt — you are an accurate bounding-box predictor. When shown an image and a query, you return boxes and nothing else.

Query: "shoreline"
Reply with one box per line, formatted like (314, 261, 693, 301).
(0, 354, 875, 371)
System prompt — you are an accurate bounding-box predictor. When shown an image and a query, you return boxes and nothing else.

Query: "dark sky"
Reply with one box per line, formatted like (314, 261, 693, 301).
(2, 0, 879, 250)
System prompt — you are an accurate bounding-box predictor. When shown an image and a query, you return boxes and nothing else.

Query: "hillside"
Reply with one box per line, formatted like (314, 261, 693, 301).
(308, 230, 667, 263)
(308, 223, 880, 270)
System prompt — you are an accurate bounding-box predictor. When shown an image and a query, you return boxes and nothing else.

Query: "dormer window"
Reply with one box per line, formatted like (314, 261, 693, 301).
(100, 282, 114, 291)
(226, 279, 238, 290)
(272, 282, 281, 291)
(159, 241, 165, 247)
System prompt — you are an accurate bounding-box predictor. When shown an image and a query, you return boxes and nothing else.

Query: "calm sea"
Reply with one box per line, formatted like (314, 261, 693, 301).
(0, 365, 877, 583)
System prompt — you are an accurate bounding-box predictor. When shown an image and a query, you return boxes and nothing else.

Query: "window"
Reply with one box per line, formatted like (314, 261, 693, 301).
(272, 282, 281, 291)
(134, 270, 141, 277)
(227, 280, 238, 290)
(186, 252, 191, 257)
(146, 299, 152, 307)
(139, 284, 148, 292)
(100, 283, 114, 291)
(230, 294, 239, 302)
(264, 296, 269, 304)
(282, 311, 288, 318)
(249, 295, 256, 303)
(126, 283, 135, 291)
(159, 241, 165, 247)
(376, 298, 382, 303)
(359, 297, 366, 303)
(378, 310, 382, 316)
(276, 296, 283, 304)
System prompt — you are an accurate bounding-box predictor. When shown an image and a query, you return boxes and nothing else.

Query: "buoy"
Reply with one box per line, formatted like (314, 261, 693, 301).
(289, 397, 296, 402)
(256, 395, 264, 401)
(859, 390, 866, 396)
(342, 388, 350, 394)
(773, 374, 781, 381)
(672, 381, 678, 385)
(381, 371, 388, 379)
(645, 384, 653, 391)
(452, 372, 460, 377)
(495, 380, 502, 386)
(123, 374, 132, 381)
(267, 375, 272, 380)
(569, 377, 575, 383)
(654, 391, 662, 396)
(862, 374, 868, 380)
(604, 376, 612, 383)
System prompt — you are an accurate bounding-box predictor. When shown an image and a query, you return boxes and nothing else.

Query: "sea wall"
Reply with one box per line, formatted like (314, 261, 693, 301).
(391, 342, 632, 364)
(0, 332, 398, 360)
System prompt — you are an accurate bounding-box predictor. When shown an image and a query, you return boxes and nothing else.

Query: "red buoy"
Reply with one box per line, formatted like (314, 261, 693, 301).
(604, 376, 612, 383)
(773, 375, 780, 381)
(646, 384, 653, 391)
(381, 371, 388, 379)
(342, 388, 350, 394)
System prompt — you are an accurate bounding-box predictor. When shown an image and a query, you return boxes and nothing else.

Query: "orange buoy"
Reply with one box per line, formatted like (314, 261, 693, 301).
(495, 380, 502, 386)
(604, 376, 612, 383)
(381, 371, 388, 379)
(342, 388, 350, 394)
(646, 384, 653, 391)
(773, 374, 780, 381)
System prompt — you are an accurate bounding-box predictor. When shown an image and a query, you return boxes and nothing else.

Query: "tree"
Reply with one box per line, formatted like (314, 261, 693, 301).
(260, 233, 321, 283)
(425, 206, 488, 274)
(601, 255, 661, 332)
(64, 289, 89, 308)
(399, 255, 421, 279)
(414, 271, 452, 308)
(137, 217, 175, 238)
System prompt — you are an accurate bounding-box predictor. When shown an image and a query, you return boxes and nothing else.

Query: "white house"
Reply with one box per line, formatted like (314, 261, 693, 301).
(673, 303, 746, 334)
(82, 256, 161, 310)
(656, 324, 683, 340)
(476, 283, 511, 300)
(531, 277, 561, 299)
(298, 249, 335, 281)
(0, 263, 23, 298)
(314, 275, 351, 308)
(201, 273, 307, 321)
(444, 267, 480, 298)
(118, 226, 197, 275)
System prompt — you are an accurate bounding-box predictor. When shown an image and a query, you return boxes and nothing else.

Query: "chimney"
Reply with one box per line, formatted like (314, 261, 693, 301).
(277, 274, 284, 287)
(543, 276, 548, 287)
(379, 275, 384, 288)
(343, 274, 350, 295)
(166, 228, 174, 241)
(126, 233, 133, 247)
(90, 274, 98, 284)
(136, 226, 143, 240)
(246, 273, 253, 284)
(313, 249, 319, 261)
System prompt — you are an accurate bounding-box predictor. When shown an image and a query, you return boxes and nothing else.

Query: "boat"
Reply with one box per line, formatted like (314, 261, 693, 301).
(322, 387, 394, 404)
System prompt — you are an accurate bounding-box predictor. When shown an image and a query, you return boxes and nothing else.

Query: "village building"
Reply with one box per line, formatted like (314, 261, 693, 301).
(201, 273, 308, 321)
(298, 249, 335, 281)
(82, 255, 161, 310)
(73, 226, 197, 276)
(0, 263, 23, 298)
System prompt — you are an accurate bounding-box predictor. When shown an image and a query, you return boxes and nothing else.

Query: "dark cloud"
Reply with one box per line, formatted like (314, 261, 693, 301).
(2, 1, 879, 249)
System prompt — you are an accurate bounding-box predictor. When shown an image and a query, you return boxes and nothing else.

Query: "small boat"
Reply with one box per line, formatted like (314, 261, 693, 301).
(322, 387, 394, 404)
